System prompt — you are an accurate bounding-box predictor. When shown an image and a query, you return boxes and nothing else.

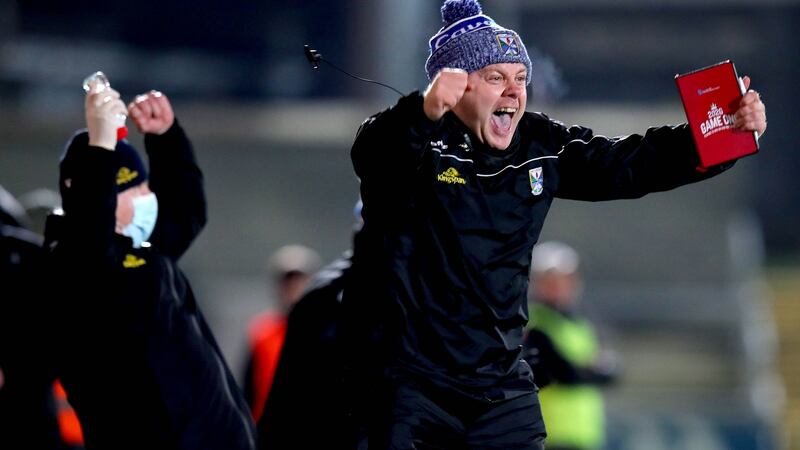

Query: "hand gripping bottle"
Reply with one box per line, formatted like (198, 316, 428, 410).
(82, 71, 128, 141)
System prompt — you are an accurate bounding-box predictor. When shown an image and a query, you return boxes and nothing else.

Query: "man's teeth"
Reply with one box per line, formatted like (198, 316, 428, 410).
(495, 107, 517, 114)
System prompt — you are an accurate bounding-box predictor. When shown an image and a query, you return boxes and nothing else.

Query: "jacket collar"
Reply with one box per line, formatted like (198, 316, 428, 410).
(443, 112, 521, 157)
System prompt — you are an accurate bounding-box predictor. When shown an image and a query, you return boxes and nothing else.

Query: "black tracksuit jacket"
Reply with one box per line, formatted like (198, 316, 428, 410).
(44, 123, 256, 450)
(348, 92, 731, 400)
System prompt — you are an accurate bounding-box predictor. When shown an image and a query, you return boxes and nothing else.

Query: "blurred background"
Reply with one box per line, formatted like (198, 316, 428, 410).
(0, 0, 797, 448)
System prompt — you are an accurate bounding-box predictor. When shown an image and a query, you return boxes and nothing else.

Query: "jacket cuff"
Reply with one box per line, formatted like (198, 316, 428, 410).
(144, 119, 188, 155)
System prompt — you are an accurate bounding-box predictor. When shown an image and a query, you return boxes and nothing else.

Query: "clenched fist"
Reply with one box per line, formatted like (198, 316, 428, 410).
(128, 90, 175, 136)
(423, 68, 468, 121)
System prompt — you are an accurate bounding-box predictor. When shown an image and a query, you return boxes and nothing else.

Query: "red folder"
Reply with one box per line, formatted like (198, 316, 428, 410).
(675, 60, 759, 168)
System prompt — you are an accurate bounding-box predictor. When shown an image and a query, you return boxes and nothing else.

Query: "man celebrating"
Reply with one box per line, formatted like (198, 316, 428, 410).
(344, 0, 767, 448)
(45, 83, 255, 449)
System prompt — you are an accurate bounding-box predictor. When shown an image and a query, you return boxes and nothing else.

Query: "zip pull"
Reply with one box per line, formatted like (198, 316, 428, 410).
(462, 133, 472, 152)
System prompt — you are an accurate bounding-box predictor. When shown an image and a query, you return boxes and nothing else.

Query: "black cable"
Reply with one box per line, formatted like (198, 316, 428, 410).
(304, 44, 405, 97)
(320, 59, 405, 97)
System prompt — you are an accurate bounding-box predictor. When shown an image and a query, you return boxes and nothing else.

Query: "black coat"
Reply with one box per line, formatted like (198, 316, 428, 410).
(0, 220, 63, 449)
(44, 123, 256, 450)
(256, 255, 354, 449)
(348, 92, 732, 398)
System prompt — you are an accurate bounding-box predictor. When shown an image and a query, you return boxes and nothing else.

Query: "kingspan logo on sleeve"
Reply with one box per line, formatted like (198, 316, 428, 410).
(437, 167, 467, 185)
(529, 167, 543, 195)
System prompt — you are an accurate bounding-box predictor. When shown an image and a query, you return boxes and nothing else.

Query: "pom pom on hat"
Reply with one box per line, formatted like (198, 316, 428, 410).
(441, 0, 482, 24)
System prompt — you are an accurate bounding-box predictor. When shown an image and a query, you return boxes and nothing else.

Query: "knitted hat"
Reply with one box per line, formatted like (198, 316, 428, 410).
(59, 130, 149, 200)
(425, 0, 532, 84)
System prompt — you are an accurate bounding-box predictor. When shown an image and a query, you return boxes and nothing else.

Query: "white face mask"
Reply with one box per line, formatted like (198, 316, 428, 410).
(121, 192, 158, 248)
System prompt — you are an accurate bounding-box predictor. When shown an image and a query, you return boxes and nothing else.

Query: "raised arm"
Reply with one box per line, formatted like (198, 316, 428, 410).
(351, 95, 440, 186)
(57, 85, 127, 263)
(552, 77, 766, 201)
(552, 121, 722, 201)
(128, 91, 206, 259)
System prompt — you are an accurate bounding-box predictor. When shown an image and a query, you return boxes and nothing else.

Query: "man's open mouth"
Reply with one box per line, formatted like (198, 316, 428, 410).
(491, 107, 517, 134)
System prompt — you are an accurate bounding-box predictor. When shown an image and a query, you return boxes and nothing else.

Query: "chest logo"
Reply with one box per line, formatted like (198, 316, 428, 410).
(430, 140, 448, 150)
(437, 167, 467, 185)
(496, 32, 521, 56)
(123, 254, 146, 269)
(529, 167, 544, 196)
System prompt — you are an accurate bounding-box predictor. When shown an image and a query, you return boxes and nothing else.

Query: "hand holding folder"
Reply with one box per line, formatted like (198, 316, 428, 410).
(675, 61, 766, 168)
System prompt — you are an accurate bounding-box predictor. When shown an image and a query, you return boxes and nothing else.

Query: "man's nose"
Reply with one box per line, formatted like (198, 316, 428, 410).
(504, 82, 523, 98)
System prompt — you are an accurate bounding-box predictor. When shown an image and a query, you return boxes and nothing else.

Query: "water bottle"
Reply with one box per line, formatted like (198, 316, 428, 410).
(82, 71, 128, 141)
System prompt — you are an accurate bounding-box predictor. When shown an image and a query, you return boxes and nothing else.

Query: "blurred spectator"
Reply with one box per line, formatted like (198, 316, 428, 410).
(42, 83, 255, 449)
(0, 185, 32, 229)
(242, 244, 321, 422)
(0, 184, 64, 449)
(256, 253, 353, 449)
(51, 379, 84, 449)
(17, 188, 62, 236)
(256, 202, 364, 449)
(525, 241, 617, 450)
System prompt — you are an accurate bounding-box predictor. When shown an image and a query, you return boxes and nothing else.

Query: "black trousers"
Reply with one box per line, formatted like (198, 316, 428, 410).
(367, 376, 547, 450)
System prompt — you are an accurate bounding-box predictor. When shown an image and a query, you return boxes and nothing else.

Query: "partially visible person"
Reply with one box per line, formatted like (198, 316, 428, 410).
(17, 187, 62, 236)
(256, 254, 354, 449)
(256, 202, 363, 449)
(242, 244, 321, 422)
(52, 379, 84, 449)
(525, 241, 617, 450)
(43, 83, 255, 449)
(0, 184, 64, 449)
(0, 185, 33, 230)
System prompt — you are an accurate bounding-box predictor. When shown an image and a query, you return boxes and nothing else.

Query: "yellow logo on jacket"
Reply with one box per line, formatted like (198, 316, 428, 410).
(122, 254, 146, 269)
(116, 167, 139, 186)
(437, 167, 466, 185)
